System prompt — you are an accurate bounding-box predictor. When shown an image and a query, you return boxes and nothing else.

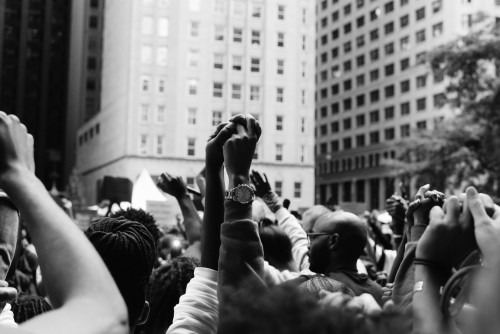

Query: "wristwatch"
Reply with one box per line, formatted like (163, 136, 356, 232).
(224, 184, 255, 204)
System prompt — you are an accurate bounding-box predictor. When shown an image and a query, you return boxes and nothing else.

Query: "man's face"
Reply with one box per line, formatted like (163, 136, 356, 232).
(308, 230, 331, 273)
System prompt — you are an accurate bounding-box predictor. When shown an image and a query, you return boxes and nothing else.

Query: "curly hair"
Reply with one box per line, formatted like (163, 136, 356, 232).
(136, 257, 199, 334)
(11, 293, 52, 324)
(111, 207, 161, 245)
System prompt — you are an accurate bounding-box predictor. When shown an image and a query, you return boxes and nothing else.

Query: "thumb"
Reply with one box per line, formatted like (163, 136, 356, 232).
(466, 186, 489, 226)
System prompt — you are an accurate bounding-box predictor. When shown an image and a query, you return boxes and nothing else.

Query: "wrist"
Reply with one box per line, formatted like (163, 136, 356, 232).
(0, 166, 35, 191)
(228, 174, 250, 188)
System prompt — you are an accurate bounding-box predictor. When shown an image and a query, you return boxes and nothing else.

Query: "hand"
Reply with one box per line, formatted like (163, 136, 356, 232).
(250, 170, 271, 197)
(223, 115, 261, 183)
(406, 185, 445, 227)
(318, 291, 381, 317)
(0, 280, 17, 304)
(466, 187, 500, 266)
(0, 112, 35, 182)
(206, 122, 237, 169)
(157, 173, 188, 198)
(386, 195, 407, 235)
(195, 167, 206, 198)
(415, 195, 475, 270)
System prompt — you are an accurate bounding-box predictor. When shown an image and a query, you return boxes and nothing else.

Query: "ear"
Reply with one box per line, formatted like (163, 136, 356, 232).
(328, 233, 340, 251)
(137, 301, 150, 325)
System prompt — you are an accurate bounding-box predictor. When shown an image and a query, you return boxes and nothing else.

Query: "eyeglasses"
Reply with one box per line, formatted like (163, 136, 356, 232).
(306, 232, 335, 245)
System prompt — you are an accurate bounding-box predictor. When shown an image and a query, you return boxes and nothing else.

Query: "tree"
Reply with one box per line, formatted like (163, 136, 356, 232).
(387, 17, 500, 196)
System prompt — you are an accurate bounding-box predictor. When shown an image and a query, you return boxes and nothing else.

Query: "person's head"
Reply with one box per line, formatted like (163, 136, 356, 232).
(158, 234, 184, 262)
(258, 219, 295, 271)
(85, 217, 156, 330)
(11, 293, 52, 324)
(300, 205, 331, 233)
(299, 276, 355, 299)
(138, 257, 199, 334)
(309, 212, 368, 274)
(110, 208, 161, 245)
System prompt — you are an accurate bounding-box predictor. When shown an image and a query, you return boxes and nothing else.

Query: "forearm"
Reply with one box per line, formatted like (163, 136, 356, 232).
(413, 265, 456, 334)
(275, 208, 309, 271)
(177, 195, 202, 245)
(1, 170, 126, 315)
(201, 166, 224, 270)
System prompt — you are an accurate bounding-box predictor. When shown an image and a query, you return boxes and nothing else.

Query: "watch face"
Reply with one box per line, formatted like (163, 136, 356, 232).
(235, 185, 254, 203)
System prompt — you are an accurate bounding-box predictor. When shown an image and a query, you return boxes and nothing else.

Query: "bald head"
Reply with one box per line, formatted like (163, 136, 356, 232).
(301, 205, 331, 232)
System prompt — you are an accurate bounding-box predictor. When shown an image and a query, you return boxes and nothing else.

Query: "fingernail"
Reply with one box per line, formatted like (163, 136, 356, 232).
(466, 186, 478, 198)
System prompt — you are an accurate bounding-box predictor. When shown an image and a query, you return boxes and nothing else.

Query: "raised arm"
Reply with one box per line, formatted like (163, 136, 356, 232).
(0, 113, 127, 334)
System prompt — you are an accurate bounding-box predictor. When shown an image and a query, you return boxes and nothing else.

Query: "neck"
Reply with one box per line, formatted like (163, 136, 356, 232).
(323, 254, 358, 274)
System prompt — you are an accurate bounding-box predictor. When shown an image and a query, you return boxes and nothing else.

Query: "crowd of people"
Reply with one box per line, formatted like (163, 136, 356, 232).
(1, 112, 500, 333)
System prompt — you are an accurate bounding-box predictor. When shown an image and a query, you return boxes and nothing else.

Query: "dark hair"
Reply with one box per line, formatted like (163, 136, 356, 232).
(219, 282, 409, 334)
(11, 293, 52, 324)
(137, 257, 199, 334)
(85, 217, 156, 325)
(258, 220, 294, 271)
(110, 207, 161, 244)
(299, 276, 355, 299)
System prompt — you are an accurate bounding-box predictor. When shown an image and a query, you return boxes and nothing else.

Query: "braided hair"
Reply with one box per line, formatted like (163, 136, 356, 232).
(136, 257, 199, 334)
(110, 207, 161, 245)
(11, 293, 52, 324)
(85, 217, 156, 326)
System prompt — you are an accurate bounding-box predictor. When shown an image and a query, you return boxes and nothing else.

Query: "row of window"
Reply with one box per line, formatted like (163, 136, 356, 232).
(319, 0, 442, 15)
(317, 151, 396, 177)
(78, 123, 101, 146)
(140, 46, 168, 66)
(319, 23, 441, 66)
(318, 121, 428, 153)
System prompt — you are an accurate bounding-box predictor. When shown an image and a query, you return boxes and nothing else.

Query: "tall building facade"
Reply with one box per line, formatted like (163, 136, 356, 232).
(315, 0, 500, 213)
(76, 0, 316, 210)
(0, 0, 72, 188)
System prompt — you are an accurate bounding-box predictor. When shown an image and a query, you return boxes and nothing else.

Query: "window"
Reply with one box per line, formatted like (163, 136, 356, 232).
(343, 98, 352, 111)
(357, 16, 365, 28)
(251, 30, 260, 45)
(343, 80, 352, 91)
(344, 41, 352, 53)
(156, 105, 165, 123)
(140, 45, 152, 64)
(140, 104, 149, 122)
(302, 36, 307, 50)
(344, 22, 352, 34)
(276, 116, 284, 131)
(385, 1, 394, 13)
(370, 90, 379, 102)
(277, 32, 285, 47)
(331, 84, 339, 95)
(275, 181, 282, 196)
(321, 18, 328, 28)
(277, 59, 285, 75)
(462, 14, 473, 29)
(370, 49, 379, 61)
(141, 76, 151, 92)
(157, 47, 168, 66)
(213, 82, 223, 98)
(233, 28, 243, 42)
(278, 5, 285, 20)
(139, 135, 148, 154)
(331, 65, 341, 78)
(343, 118, 352, 130)
(417, 97, 427, 111)
(385, 85, 395, 98)
(250, 58, 260, 72)
(187, 78, 198, 95)
(232, 55, 242, 71)
(294, 182, 302, 198)
(401, 80, 410, 93)
(142, 17, 153, 35)
(401, 0, 409, 5)
(214, 25, 225, 41)
(370, 29, 379, 41)
(187, 138, 196, 156)
(385, 64, 395, 76)
(400, 36, 410, 51)
(232, 84, 242, 99)
(370, 69, 379, 82)
(343, 137, 352, 150)
(355, 115, 365, 128)
(190, 22, 200, 37)
(331, 103, 340, 114)
(344, 4, 352, 15)
(385, 42, 394, 55)
(357, 0, 364, 8)
(158, 18, 169, 37)
(416, 75, 427, 88)
(356, 35, 365, 48)
(320, 53, 328, 64)
(320, 70, 328, 81)
(401, 58, 410, 71)
(250, 86, 260, 101)
(276, 144, 283, 161)
(401, 102, 410, 115)
(356, 94, 365, 107)
(384, 22, 394, 35)
(400, 14, 409, 28)
(188, 108, 197, 125)
(370, 131, 380, 144)
(332, 11, 339, 22)
(434, 93, 446, 108)
(301, 117, 306, 133)
(385, 128, 395, 140)
(343, 60, 352, 72)
(416, 7, 425, 21)
(432, 22, 443, 37)
(214, 0, 225, 13)
(370, 8, 381, 21)
(276, 87, 284, 102)
(356, 74, 365, 87)
(320, 88, 328, 99)
(356, 55, 365, 67)
(416, 52, 427, 65)
(302, 62, 307, 78)
(432, 0, 442, 13)
(416, 29, 426, 43)
(87, 57, 97, 70)
(331, 121, 339, 133)
(370, 110, 379, 123)
(417, 121, 427, 130)
(89, 15, 98, 28)
(385, 106, 395, 119)
(356, 135, 365, 147)
(188, 49, 199, 67)
(214, 54, 224, 69)
(331, 140, 339, 152)
(401, 124, 410, 138)
(331, 29, 339, 40)
(252, 4, 262, 18)
(233, 0, 245, 15)
(189, 0, 201, 11)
